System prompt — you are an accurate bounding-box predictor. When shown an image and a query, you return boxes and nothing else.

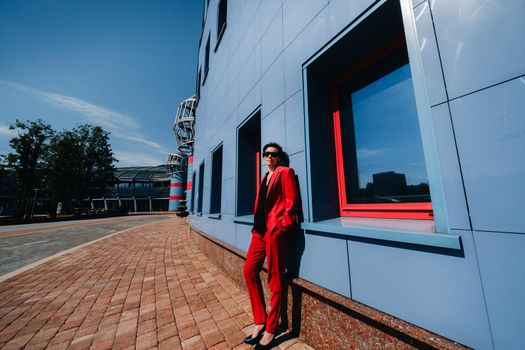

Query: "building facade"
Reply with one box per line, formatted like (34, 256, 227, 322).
(189, 0, 525, 349)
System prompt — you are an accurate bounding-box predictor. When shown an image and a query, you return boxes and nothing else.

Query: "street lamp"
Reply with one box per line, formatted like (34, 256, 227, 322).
(30, 188, 40, 219)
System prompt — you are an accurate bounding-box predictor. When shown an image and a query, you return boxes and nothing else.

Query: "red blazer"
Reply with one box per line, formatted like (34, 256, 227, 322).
(252, 166, 299, 236)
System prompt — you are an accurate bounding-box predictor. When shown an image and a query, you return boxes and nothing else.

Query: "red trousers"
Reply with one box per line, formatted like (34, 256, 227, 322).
(243, 231, 287, 334)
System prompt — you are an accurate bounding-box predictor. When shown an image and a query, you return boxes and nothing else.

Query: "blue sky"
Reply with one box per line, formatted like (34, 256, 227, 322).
(351, 64, 428, 187)
(0, 0, 203, 166)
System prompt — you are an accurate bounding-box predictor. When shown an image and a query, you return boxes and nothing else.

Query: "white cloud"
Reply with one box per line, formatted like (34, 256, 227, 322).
(0, 79, 169, 162)
(114, 150, 165, 167)
(356, 148, 389, 158)
(0, 124, 18, 138)
(112, 131, 167, 153)
(43, 92, 139, 130)
(0, 80, 138, 131)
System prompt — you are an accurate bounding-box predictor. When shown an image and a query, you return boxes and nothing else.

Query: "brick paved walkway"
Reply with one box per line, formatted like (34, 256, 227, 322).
(0, 218, 313, 350)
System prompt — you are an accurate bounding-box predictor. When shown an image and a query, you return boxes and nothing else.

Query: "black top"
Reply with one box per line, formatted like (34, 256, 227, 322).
(253, 177, 268, 234)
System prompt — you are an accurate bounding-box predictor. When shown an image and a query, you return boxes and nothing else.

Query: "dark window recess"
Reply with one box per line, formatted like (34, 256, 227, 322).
(305, 0, 432, 220)
(210, 145, 223, 214)
(197, 162, 205, 213)
(196, 68, 201, 98)
(204, 35, 210, 82)
(190, 171, 196, 212)
(216, 0, 227, 49)
(237, 110, 261, 216)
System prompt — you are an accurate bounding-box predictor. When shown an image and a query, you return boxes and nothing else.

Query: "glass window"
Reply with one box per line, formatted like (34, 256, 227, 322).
(210, 145, 223, 214)
(197, 162, 205, 213)
(204, 35, 210, 82)
(196, 67, 201, 97)
(305, 0, 433, 220)
(190, 171, 196, 212)
(338, 63, 430, 203)
(236, 110, 261, 216)
(333, 53, 432, 219)
(216, 0, 227, 49)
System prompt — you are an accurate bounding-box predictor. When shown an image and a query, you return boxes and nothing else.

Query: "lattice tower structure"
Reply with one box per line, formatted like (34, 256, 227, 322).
(165, 152, 187, 177)
(173, 95, 196, 155)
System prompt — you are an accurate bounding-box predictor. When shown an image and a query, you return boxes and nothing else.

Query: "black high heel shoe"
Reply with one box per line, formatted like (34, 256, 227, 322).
(254, 337, 275, 350)
(244, 325, 265, 345)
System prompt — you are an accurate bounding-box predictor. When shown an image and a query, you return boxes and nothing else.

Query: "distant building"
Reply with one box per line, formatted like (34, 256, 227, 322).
(93, 165, 171, 212)
(372, 171, 407, 196)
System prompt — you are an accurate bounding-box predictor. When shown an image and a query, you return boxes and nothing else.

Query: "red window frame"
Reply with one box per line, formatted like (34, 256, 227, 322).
(331, 37, 433, 220)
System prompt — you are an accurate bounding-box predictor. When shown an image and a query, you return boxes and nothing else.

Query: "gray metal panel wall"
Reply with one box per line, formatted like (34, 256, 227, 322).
(190, 0, 525, 348)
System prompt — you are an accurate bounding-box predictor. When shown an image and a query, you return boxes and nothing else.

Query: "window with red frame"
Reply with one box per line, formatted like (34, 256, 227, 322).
(332, 46, 432, 220)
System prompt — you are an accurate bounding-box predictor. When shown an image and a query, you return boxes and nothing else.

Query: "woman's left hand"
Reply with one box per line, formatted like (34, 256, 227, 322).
(270, 224, 286, 238)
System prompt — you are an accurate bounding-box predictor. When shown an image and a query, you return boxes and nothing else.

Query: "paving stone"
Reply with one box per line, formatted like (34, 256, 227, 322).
(179, 325, 200, 341)
(136, 330, 158, 350)
(48, 327, 78, 347)
(211, 308, 230, 323)
(1, 331, 35, 350)
(156, 308, 174, 327)
(175, 313, 196, 330)
(76, 323, 98, 338)
(192, 309, 210, 324)
(208, 341, 230, 350)
(26, 325, 59, 347)
(68, 334, 94, 350)
(201, 329, 225, 348)
(138, 318, 158, 336)
(159, 335, 182, 350)
(181, 334, 206, 350)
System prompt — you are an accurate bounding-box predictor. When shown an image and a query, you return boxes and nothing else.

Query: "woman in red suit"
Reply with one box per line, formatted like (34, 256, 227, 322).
(243, 142, 299, 349)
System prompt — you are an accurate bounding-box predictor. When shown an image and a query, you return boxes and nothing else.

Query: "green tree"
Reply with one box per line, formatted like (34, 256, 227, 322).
(44, 124, 117, 214)
(44, 130, 84, 214)
(75, 124, 117, 198)
(2, 119, 54, 217)
(2, 120, 117, 217)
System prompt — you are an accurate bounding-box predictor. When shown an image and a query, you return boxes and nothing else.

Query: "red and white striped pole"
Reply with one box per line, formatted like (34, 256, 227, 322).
(168, 172, 185, 211)
(185, 155, 194, 211)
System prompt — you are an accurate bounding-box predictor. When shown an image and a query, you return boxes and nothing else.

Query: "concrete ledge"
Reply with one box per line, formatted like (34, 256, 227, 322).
(189, 225, 470, 350)
(302, 217, 462, 250)
(232, 215, 254, 225)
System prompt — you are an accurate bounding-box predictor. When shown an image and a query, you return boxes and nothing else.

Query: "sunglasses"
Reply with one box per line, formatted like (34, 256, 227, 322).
(263, 151, 280, 158)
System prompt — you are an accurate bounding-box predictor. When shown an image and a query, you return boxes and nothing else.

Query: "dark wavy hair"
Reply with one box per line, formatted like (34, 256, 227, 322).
(262, 142, 289, 167)
(263, 142, 284, 157)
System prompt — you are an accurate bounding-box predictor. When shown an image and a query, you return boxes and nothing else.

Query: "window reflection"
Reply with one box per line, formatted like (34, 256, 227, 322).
(345, 64, 430, 204)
